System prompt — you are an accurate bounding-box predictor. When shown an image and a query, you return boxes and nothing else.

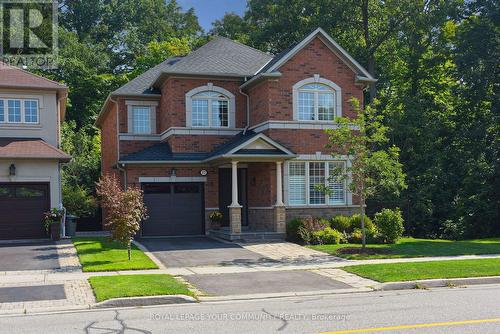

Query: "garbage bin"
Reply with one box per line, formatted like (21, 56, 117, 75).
(65, 215, 78, 237)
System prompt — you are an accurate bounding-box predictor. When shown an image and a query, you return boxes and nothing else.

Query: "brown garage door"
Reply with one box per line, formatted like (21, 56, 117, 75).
(141, 183, 204, 237)
(0, 183, 50, 240)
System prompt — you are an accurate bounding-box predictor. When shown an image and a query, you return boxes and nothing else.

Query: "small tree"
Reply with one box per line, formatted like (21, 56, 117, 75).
(325, 98, 406, 248)
(96, 174, 148, 260)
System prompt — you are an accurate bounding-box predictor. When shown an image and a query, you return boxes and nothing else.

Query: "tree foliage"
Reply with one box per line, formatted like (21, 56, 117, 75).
(326, 98, 406, 247)
(96, 175, 148, 260)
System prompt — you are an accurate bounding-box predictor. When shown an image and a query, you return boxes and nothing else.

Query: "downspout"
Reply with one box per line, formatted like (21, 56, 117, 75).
(109, 96, 127, 190)
(239, 83, 250, 135)
(57, 91, 68, 237)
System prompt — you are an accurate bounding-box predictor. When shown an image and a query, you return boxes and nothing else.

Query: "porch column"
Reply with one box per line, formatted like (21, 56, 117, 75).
(274, 161, 286, 233)
(228, 160, 242, 234)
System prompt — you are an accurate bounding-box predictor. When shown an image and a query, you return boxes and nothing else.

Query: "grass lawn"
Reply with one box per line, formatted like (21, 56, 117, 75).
(73, 237, 158, 272)
(308, 237, 500, 260)
(343, 258, 500, 282)
(88, 274, 194, 302)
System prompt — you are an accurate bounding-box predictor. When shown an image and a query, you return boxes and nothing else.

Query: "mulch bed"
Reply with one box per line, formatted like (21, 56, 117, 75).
(336, 247, 392, 255)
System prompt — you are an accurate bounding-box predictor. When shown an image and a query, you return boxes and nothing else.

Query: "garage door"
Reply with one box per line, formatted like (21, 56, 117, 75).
(0, 183, 50, 240)
(141, 183, 204, 237)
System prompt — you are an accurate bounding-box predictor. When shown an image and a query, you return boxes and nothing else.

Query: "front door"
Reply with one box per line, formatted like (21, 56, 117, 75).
(218, 168, 248, 227)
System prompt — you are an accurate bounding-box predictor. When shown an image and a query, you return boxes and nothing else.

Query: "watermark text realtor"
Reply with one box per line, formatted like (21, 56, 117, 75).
(0, 0, 58, 68)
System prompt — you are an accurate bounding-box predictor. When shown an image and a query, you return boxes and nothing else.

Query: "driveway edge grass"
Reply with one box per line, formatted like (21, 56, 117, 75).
(88, 274, 195, 302)
(73, 237, 158, 272)
(308, 237, 500, 260)
(342, 258, 500, 282)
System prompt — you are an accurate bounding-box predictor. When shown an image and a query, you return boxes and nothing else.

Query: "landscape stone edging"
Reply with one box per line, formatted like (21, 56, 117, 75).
(92, 294, 197, 308)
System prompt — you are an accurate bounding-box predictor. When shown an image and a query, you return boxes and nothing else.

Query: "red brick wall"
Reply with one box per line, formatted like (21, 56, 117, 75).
(247, 162, 275, 207)
(247, 36, 364, 126)
(119, 140, 159, 157)
(159, 77, 247, 132)
(264, 129, 331, 155)
(167, 135, 232, 153)
(100, 103, 118, 178)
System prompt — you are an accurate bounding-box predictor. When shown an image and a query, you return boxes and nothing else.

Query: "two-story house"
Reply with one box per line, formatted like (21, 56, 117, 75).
(97, 28, 376, 241)
(0, 63, 70, 240)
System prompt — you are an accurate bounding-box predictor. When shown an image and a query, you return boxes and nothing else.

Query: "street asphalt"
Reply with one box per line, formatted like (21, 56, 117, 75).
(1, 284, 499, 333)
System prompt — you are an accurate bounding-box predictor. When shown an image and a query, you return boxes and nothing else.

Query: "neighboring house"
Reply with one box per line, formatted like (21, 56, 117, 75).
(0, 62, 70, 240)
(96, 28, 376, 241)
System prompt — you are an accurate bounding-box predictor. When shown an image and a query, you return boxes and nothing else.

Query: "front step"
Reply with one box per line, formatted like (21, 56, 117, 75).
(209, 229, 285, 242)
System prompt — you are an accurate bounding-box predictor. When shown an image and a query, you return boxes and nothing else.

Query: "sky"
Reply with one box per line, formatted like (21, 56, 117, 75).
(177, 0, 247, 31)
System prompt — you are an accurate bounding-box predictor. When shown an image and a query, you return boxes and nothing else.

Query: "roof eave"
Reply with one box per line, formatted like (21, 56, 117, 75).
(240, 72, 282, 90)
(152, 71, 249, 89)
(264, 27, 376, 81)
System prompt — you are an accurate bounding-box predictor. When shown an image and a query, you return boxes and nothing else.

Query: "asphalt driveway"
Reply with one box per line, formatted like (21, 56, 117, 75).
(0, 242, 60, 271)
(185, 270, 353, 296)
(138, 237, 272, 267)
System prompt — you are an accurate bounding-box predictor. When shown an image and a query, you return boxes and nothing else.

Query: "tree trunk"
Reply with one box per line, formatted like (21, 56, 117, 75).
(127, 241, 131, 261)
(361, 195, 366, 249)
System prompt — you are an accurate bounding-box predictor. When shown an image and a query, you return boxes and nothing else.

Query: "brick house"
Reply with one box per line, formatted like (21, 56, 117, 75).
(96, 28, 376, 241)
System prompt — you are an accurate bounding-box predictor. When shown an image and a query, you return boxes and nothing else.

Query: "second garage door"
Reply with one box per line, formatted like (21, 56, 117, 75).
(141, 182, 204, 237)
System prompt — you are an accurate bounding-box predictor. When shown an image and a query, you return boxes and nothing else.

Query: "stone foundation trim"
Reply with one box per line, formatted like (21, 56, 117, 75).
(273, 205, 286, 233)
(228, 205, 242, 234)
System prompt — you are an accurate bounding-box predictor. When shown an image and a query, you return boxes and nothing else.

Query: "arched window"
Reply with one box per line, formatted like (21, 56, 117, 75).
(186, 84, 236, 128)
(293, 76, 342, 121)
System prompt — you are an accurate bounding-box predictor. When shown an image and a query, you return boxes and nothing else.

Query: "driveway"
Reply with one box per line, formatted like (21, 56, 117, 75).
(138, 237, 272, 267)
(0, 242, 61, 271)
(185, 270, 353, 296)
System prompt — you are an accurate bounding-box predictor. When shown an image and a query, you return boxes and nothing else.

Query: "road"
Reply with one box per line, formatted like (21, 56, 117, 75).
(0, 285, 499, 334)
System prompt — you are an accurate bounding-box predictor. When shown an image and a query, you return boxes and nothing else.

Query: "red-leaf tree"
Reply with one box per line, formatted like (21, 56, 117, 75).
(96, 174, 148, 260)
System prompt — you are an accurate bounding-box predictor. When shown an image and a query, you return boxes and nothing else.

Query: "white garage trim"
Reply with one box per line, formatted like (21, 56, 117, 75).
(139, 176, 207, 183)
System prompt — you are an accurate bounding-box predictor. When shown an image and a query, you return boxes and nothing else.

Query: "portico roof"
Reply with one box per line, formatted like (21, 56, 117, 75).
(119, 131, 295, 164)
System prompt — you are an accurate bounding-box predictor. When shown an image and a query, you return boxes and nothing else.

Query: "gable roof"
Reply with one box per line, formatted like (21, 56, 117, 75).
(260, 28, 376, 82)
(151, 37, 273, 87)
(112, 57, 182, 96)
(0, 62, 67, 91)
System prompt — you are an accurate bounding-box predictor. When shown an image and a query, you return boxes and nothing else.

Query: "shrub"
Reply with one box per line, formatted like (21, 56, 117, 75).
(297, 216, 328, 245)
(62, 183, 97, 218)
(286, 218, 302, 242)
(350, 214, 376, 233)
(330, 215, 352, 232)
(348, 227, 380, 244)
(374, 208, 405, 243)
(312, 227, 343, 245)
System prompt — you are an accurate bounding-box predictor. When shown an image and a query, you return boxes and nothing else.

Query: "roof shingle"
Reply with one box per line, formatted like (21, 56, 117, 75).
(0, 138, 71, 161)
(0, 62, 67, 90)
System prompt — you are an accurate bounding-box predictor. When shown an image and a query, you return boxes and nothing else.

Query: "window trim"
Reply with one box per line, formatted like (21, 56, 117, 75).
(126, 100, 158, 134)
(292, 75, 342, 121)
(0, 98, 40, 125)
(186, 83, 236, 128)
(285, 159, 349, 207)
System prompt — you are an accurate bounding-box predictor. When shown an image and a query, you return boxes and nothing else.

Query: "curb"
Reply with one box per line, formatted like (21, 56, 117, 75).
(132, 240, 167, 270)
(377, 276, 500, 291)
(93, 294, 197, 308)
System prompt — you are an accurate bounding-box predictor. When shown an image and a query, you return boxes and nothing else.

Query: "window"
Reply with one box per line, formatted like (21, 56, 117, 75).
(287, 161, 347, 206)
(0, 98, 39, 124)
(24, 100, 38, 123)
(191, 91, 229, 127)
(297, 83, 335, 121)
(8, 100, 21, 123)
(293, 76, 341, 121)
(132, 106, 151, 134)
(0, 100, 4, 122)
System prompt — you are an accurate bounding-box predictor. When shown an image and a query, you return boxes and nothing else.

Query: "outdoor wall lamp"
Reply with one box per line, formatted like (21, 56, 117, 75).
(9, 164, 16, 176)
